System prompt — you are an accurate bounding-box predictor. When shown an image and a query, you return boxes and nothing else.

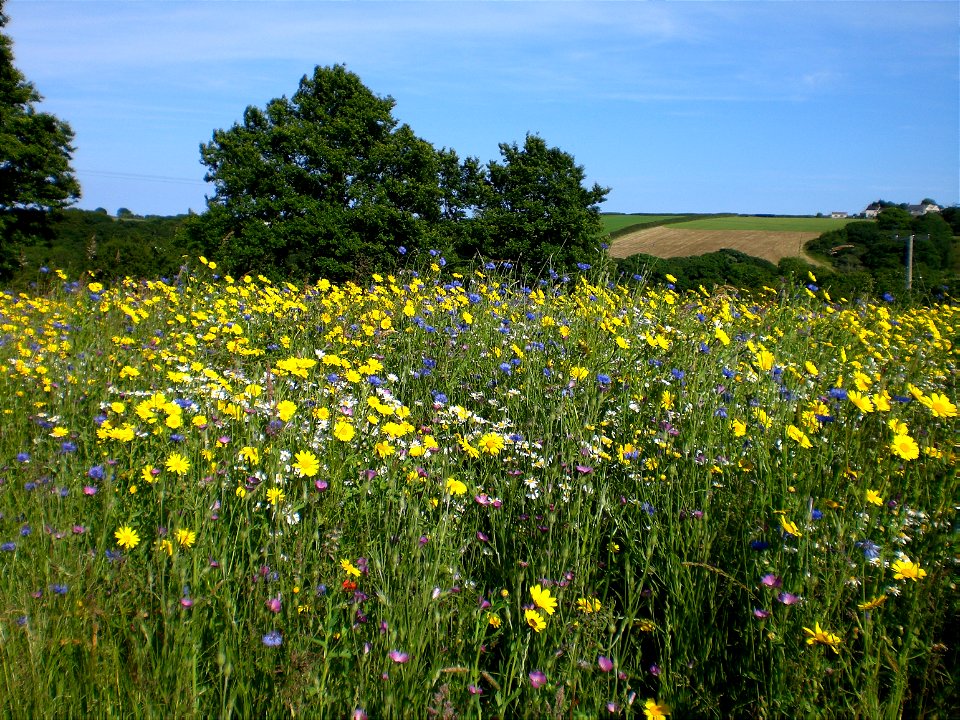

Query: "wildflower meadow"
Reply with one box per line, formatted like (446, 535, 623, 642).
(0, 256, 956, 718)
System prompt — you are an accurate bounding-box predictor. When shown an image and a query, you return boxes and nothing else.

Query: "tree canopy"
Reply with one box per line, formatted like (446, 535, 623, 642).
(191, 64, 458, 280)
(0, 0, 80, 277)
(468, 134, 609, 275)
(190, 65, 609, 281)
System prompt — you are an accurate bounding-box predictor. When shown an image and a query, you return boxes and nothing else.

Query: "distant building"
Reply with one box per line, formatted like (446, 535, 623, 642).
(907, 202, 940, 217)
(830, 211, 848, 219)
(862, 202, 883, 218)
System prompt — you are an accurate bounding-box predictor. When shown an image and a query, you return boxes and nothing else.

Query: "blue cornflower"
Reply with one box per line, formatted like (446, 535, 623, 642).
(60, 441, 77, 454)
(397, 246, 407, 255)
(87, 465, 105, 480)
(262, 631, 283, 647)
(597, 374, 611, 385)
(721, 367, 735, 379)
(367, 376, 383, 387)
(50, 584, 68, 595)
(827, 388, 848, 401)
(750, 540, 770, 551)
(1, 542, 15, 552)
(498, 363, 512, 374)
(856, 540, 880, 560)
(576, 263, 591, 271)
(16, 452, 30, 463)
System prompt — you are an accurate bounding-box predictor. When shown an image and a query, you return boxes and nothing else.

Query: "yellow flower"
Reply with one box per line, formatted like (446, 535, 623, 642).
(569, 366, 589, 381)
(524, 608, 546, 632)
(754, 349, 775, 372)
(292, 450, 320, 477)
(114, 525, 140, 550)
(865, 489, 883, 507)
(890, 433, 919, 461)
(266, 487, 285, 505)
(333, 421, 355, 442)
(779, 515, 802, 538)
(802, 622, 842, 653)
(530, 585, 558, 616)
(445, 478, 468, 496)
(276, 400, 297, 422)
(786, 425, 812, 449)
(804, 360, 819, 376)
(340, 559, 361, 577)
(576, 597, 602, 614)
(374, 441, 395, 459)
(644, 698, 671, 719)
(848, 391, 874, 414)
(921, 392, 957, 418)
(165, 452, 190, 476)
(174, 528, 197, 548)
(891, 557, 927, 581)
(239, 446, 260, 465)
(714, 327, 730, 346)
(486, 612, 501, 628)
(731, 419, 747, 437)
(857, 595, 887, 611)
(477, 432, 505, 455)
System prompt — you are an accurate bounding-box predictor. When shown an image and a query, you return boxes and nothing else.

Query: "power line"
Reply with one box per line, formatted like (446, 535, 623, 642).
(77, 168, 209, 186)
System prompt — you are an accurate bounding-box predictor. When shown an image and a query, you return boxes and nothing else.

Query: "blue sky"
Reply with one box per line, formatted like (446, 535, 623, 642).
(6, 0, 959, 216)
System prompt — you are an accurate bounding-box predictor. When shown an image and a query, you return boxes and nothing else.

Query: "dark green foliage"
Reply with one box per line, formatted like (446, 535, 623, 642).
(803, 211, 959, 301)
(616, 249, 780, 292)
(0, 0, 81, 278)
(466, 134, 609, 275)
(939, 205, 960, 235)
(9, 209, 190, 289)
(190, 64, 460, 282)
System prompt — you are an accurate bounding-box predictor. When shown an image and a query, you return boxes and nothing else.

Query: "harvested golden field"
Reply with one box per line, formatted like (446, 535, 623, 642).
(609, 225, 821, 264)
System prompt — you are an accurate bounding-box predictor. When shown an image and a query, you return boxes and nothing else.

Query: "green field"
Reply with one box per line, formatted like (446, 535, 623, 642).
(602, 213, 859, 235)
(669, 215, 857, 232)
(600, 214, 690, 234)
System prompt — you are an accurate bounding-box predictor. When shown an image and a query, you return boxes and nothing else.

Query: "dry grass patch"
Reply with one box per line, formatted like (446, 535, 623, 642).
(609, 226, 822, 264)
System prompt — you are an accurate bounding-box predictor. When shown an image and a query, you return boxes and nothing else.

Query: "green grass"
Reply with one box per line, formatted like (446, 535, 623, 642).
(672, 215, 859, 232)
(600, 214, 691, 234)
(0, 258, 955, 718)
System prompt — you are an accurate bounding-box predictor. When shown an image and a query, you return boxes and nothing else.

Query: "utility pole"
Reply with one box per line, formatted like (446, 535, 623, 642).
(906, 234, 914, 291)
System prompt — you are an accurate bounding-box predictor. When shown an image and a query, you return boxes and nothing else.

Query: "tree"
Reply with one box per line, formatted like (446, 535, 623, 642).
(468, 134, 609, 274)
(0, 0, 80, 277)
(876, 206, 913, 235)
(191, 64, 452, 281)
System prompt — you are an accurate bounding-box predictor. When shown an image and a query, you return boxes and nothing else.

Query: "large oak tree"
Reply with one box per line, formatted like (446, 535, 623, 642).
(0, 0, 80, 278)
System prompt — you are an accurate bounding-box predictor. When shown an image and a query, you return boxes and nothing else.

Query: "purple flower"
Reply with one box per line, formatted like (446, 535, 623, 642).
(468, 684, 482, 695)
(266, 597, 282, 613)
(753, 608, 771, 619)
(388, 650, 409, 664)
(262, 631, 282, 647)
(649, 664, 661, 677)
(777, 592, 802, 605)
(352, 709, 368, 720)
(529, 670, 547, 689)
(314, 480, 328, 491)
(760, 574, 782, 588)
(598, 655, 614, 672)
